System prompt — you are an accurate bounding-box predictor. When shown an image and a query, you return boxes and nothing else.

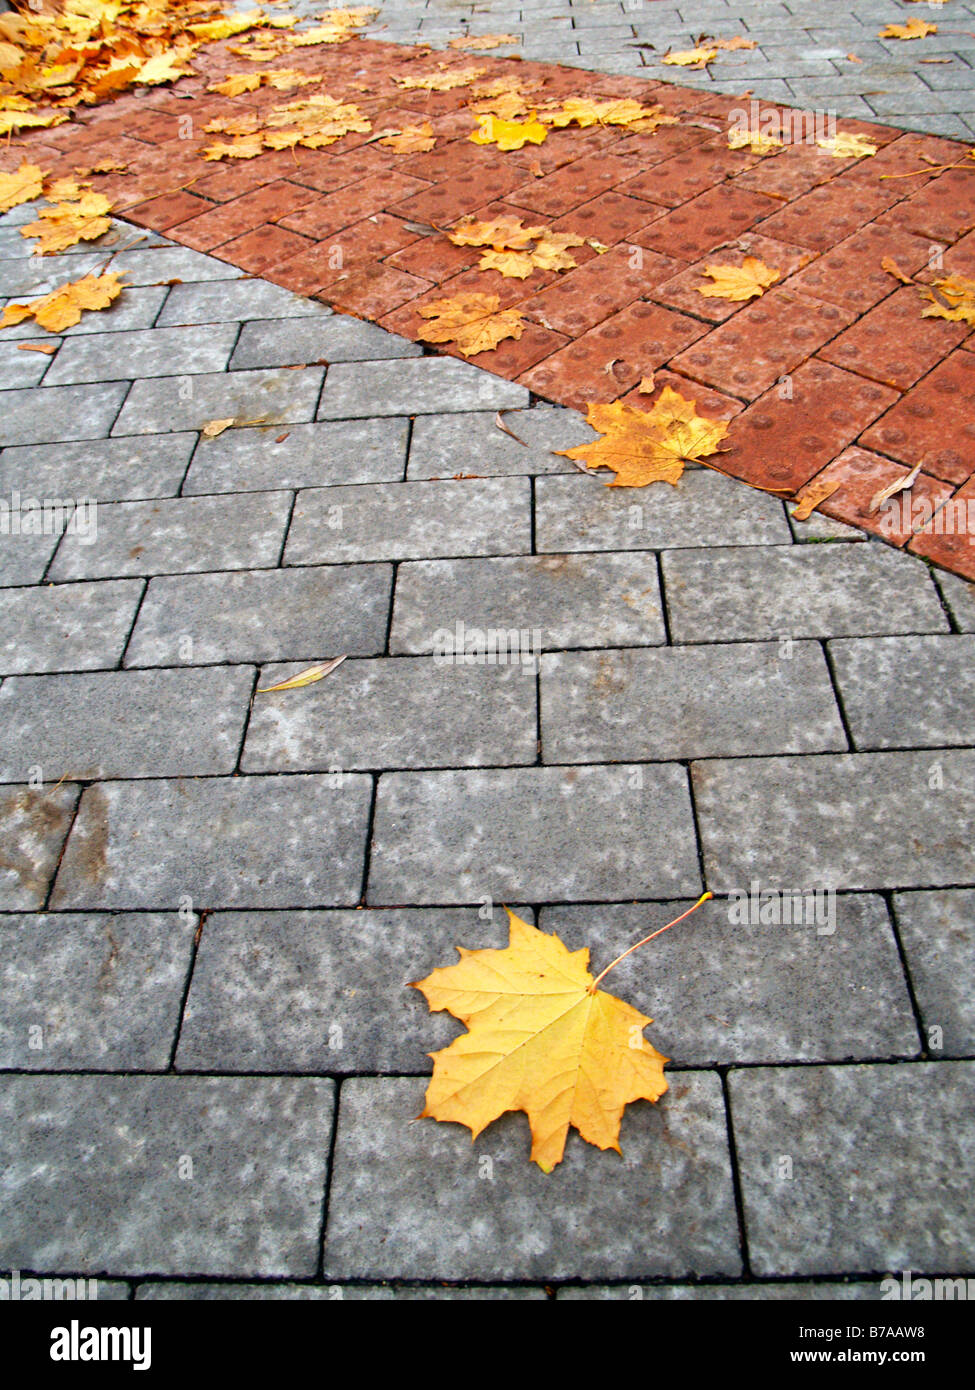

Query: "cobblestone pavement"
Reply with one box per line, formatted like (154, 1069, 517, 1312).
(1, 1, 974, 1300)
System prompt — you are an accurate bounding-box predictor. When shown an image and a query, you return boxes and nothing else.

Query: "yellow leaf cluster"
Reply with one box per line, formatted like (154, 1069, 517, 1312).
(415, 291, 524, 356)
(448, 33, 518, 50)
(412, 909, 669, 1172)
(447, 214, 585, 277)
(816, 132, 878, 159)
(0, 270, 123, 332)
(0, 160, 44, 214)
(394, 65, 487, 91)
(542, 96, 678, 134)
(557, 387, 731, 488)
(921, 275, 975, 325)
(20, 185, 112, 255)
(469, 111, 547, 151)
(378, 121, 436, 153)
(202, 92, 370, 159)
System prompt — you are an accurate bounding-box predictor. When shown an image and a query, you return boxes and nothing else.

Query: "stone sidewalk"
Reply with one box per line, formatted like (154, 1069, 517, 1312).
(1, 0, 975, 1300)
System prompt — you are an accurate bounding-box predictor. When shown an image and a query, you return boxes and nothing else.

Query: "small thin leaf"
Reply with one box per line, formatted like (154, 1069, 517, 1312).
(868, 461, 924, 515)
(257, 656, 347, 693)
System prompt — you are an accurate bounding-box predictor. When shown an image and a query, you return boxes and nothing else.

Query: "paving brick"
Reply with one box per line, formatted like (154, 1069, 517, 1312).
(535, 468, 791, 552)
(135, 1281, 546, 1300)
(797, 447, 955, 545)
(542, 642, 845, 762)
(694, 751, 975, 892)
(830, 635, 975, 749)
(893, 890, 975, 1057)
(278, 173, 432, 239)
(0, 1076, 335, 1277)
(321, 261, 433, 318)
(520, 243, 682, 337)
(0, 912, 196, 1070)
(550, 189, 676, 246)
(317, 357, 527, 417)
(719, 359, 899, 492)
(0, 434, 196, 503)
(52, 773, 372, 911)
(112, 366, 324, 436)
(558, 1283, 883, 1300)
(123, 189, 216, 232)
(784, 222, 937, 313)
(389, 165, 530, 223)
(369, 763, 700, 903)
(323, 1074, 738, 1280)
(214, 224, 316, 277)
(0, 512, 64, 585)
(937, 570, 975, 630)
(0, 783, 79, 911)
(244, 655, 536, 772)
(504, 151, 646, 218)
(619, 138, 762, 208)
(648, 234, 814, 325)
(176, 906, 521, 1072)
(406, 405, 594, 478)
(0, 339, 54, 390)
(43, 324, 240, 386)
(184, 417, 409, 493)
(285, 476, 529, 564)
(124, 563, 391, 668)
(173, 180, 321, 252)
(662, 543, 947, 642)
(541, 895, 917, 1065)
(729, 1063, 975, 1274)
(520, 299, 706, 408)
(908, 475, 975, 580)
(0, 666, 254, 783)
(754, 180, 899, 253)
(391, 552, 666, 653)
(0, 578, 143, 675)
(49, 491, 292, 581)
(859, 350, 975, 485)
(879, 167, 975, 243)
(632, 184, 780, 261)
(229, 316, 421, 373)
(671, 289, 855, 400)
(156, 278, 332, 326)
(818, 285, 969, 390)
(108, 246, 246, 286)
(1, 382, 129, 447)
(0, 286, 169, 341)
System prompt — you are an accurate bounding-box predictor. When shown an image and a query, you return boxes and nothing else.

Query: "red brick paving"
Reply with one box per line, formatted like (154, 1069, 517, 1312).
(4, 33, 975, 583)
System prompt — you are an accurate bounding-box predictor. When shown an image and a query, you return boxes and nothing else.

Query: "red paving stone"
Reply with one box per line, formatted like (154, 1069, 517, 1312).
(5, 33, 975, 584)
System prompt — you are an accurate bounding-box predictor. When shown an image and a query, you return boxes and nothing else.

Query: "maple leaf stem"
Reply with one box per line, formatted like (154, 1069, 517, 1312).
(588, 891, 713, 993)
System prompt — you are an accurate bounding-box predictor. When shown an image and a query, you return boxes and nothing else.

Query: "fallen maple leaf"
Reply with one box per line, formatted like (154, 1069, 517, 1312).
(412, 898, 711, 1171)
(881, 256, 915, 286)
(208, 72, 263, 96)
(378, 122, 436, 153)
(0, 271, 123, 333)
(557, 388, 731, 488)
(448, 215, 544, 249)
(920, 275, 975, 324)
(728, 128, 782, 155)
(470, 112, 548, 151)
(20, 189, 112, 255)
(448, 33, 518, 50)
(395, 65, 486, 91)
(816, 132, 878, 159)
(712, 36, 757, 50)
(0, 161, 45, 215)
(663, 47, 718, 68)
(791, 477, 844, 521)
(880, 18, 938, 39)
(698, 256, 781, 301)
(415, 291, 524, 356)
(542, 97, 676, 134)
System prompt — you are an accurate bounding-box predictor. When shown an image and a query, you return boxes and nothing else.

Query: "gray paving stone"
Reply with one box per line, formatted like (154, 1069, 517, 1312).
(390, 554, 667, 653)
(541, 643, 846, 762)
(0, 1076, 335, 1277)
(694, 751, 975, 892)
(51, 774, 372, 910)
(322, 1074, 740, 1281)
(112, 367, 324, 436)
(1, 381, 129, 447)
(540, 895, 918, 1066)
(285, 477, 530, 564)
(557, 1282, 884, 1300)
(537, 471, 793, 553)
(0, 667, 254, 782)
(0, 338, 53, 389)
(48, 491, 292, 581)
(936, 572, 975, 632)
(369, 764, 701, 903)
(0, 783, 79, 911)
(729, 1063, 975, 1275)
(157, 277, 331, 327)
(135, 1281, 546, 1299)
(317, 358, 528, 418)
(124, 563, 391, 667)
(829, 635, 975, 750)
(0, 578, 143, 674)
(230, 316, 422, 369)
(0, 252, 109, 300)
(243, 656, 535, 771)
(176, 906, 523, 1072)
(107, 245, 246, 286)
(183, 418, 409, 494)
(44, 324, 240, 385)
(1, 286, 165, 340)
(0, 526, 62, 587)
(787, 507, 867, 543)
(0, 433, 197, 502)
(0, 912, 195, 1070)
(406, 406, 594, 478)
(893, 890, 975, 1058)
(662, 545, 948, 642)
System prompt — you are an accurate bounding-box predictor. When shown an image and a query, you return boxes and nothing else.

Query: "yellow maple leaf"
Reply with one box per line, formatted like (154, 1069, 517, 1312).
(411, 909, 670, 1172)
(0, 160, 45, 214)
(817, 132, 878, 158)
(395, 65, 486, 91)
(477, 248, 536, 278)
(920, 275, 975, 325)
(0, 270, 123, 333)
(728, 128, 782, 155)
(208, 72, 263, 96)
(712, 36, 757, 50)
(470, 111, 548, 151)
(880, 18, 938, 39)
(557, 388, 731, 488)
(0, 105, 68, 136)
(415, 291, 524, 356)
(448, 214, 544, 249)
(663, 47, 718, 67)
(20, 190, 112, 255)
(543, 97, 677, 133)
(448, 32, 518, 50)
(135, 50, 195, 87)
(528, 228, 585, 272)
(698, 256, 781, 301)
(201, 135, 265, 161)
(378, 122, 436, 153)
